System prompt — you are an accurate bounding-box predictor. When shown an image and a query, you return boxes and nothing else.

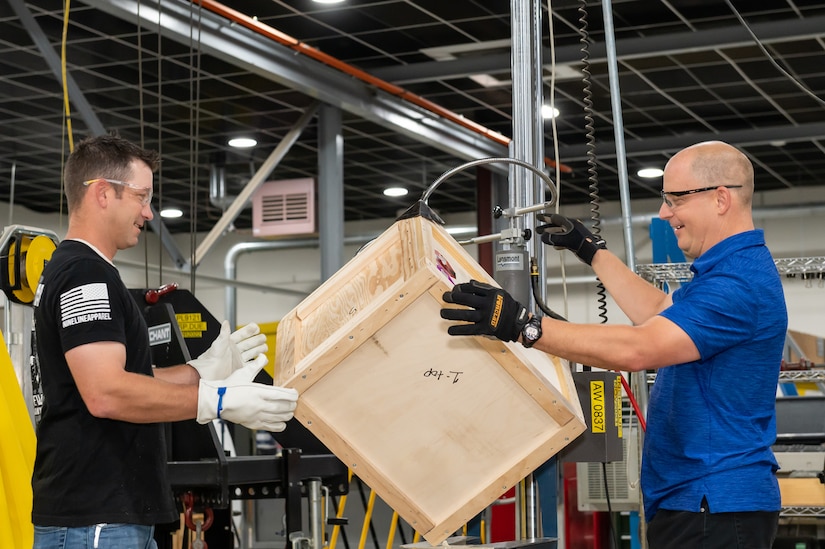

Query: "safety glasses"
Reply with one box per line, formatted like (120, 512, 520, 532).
(83, 178, 153, 206)
(660, 185, 742, 208)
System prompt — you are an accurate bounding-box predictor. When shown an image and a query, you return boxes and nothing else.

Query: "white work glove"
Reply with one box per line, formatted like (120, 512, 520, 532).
(188, 320, 268, 381)
(197, 354, 298, 432)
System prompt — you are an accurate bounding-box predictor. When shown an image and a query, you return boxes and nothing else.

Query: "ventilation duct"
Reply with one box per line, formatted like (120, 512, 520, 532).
(252, 178, 316, 237)
(209, 154, 235, 211)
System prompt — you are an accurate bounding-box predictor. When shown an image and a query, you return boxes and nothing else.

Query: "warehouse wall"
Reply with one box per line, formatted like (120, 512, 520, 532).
(2, 186, 822, 547)
(1, 182, 823, 339)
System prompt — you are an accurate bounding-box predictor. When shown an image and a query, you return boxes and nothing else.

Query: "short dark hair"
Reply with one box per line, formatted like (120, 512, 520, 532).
(64, 132, 159, 211)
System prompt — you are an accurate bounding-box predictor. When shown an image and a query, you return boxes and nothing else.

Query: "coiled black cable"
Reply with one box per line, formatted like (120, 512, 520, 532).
(577, 0, 609, 325)
(577, 4, 618, 548)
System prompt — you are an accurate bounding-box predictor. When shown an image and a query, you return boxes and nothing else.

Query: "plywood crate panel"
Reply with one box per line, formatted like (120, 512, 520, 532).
(779, 478, 825, 507)
(275, 214, 585, 545)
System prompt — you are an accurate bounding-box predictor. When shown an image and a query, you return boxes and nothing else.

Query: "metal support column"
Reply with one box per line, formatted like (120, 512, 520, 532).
(602, 1, 647, 546)
(318, 104, 345, 281)
(507, 0, 547, 542)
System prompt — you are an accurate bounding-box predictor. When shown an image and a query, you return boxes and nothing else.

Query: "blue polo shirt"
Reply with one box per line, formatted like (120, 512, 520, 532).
(643, 229, 787, 521)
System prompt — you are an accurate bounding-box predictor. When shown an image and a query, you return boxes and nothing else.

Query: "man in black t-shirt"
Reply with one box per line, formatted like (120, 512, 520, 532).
(31, 133, 298, 549)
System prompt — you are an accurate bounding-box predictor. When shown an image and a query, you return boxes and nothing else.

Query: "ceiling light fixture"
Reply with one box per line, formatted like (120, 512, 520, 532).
(637, 167, 664, 178)
(312, 0, 345, 4)
(383, 187, 408, 197)
(541, 105, 559, 119)
(160, 207, 184, 219)
(228, 137, 257, 149)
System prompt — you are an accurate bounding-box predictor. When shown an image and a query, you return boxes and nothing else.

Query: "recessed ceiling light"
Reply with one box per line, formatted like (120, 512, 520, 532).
(637, 167, 664, 178)
(383, 187, 408, 197)
(541, 105, 559, 119)
(160, 207, 184, 219)
(228, 137, 257, 149)
(313, 0, 345, 3)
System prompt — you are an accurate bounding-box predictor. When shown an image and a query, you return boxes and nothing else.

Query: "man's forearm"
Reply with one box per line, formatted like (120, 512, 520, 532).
(590, 249, 671, 324)
(153, 363, 200, 385)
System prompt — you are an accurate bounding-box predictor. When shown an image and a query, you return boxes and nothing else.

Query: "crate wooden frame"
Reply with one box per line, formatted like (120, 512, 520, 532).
(275, 215, 585, 544)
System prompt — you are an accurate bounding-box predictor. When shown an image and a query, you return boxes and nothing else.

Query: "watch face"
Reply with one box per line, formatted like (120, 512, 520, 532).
(525, 325, 540, 340)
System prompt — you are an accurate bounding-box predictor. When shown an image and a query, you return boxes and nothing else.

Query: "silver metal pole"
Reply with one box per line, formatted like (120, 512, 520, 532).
(318, 104, 345, 282)
(602, 2, 648, 546)
(307, 478, 324, 549)
(510, 0, 545, 540)
(601, 0, 635, 273)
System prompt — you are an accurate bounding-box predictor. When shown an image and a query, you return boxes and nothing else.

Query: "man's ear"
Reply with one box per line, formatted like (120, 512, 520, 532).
(88, 180, 109, 207)
(716, 186, 733, 214)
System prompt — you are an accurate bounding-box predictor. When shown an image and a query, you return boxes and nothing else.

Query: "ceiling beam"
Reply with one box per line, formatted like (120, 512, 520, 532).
(80, 0, 510, 170)
(8, 0, 105, 135)
(555, 121, 825, 161)
(371, 15, 825, 84)
(10, 0, 187, 268)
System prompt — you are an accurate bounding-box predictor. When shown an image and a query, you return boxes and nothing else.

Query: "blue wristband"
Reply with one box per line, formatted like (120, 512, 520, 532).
(217, 387, 227, 419)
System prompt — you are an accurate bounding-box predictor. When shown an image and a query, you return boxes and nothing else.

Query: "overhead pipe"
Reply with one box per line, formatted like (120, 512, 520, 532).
(191, 0, 571, 174)
(113, 258, 310, 297)
(208, 152, 234, 210)
(223, 236, 375, 328)
(373, 16, 825, 85)
(208, 163, 229, 210)
(82, 0, 515, 171)
(219, 200, 825, 325)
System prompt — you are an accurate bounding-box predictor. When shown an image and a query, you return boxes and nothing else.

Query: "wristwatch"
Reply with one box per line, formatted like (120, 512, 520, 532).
(521, 316, 543, 348)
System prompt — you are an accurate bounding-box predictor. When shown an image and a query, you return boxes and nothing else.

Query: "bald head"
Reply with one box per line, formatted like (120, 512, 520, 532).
(667, 141, 754, 207)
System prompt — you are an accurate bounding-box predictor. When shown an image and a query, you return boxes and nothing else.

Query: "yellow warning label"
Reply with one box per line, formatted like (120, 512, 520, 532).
(177, 321, 208, 332)
(590, 380, 606, 434)
(614, 376, 623, 438)
(176, 313, 203, 323)
(176, 313, 207, 338)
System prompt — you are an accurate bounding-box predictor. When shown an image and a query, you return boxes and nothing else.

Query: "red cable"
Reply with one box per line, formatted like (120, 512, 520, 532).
(620, 373, 647, 432)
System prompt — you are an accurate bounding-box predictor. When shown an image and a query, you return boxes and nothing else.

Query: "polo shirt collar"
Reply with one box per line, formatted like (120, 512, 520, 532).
(690, 229, 765, 277)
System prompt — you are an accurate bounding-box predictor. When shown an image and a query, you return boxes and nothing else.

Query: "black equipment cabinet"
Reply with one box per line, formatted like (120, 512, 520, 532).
(130, 287, 349, 549)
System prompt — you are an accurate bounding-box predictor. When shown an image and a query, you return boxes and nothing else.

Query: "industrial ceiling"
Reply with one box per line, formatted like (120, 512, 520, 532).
(1, 0, 824, 236)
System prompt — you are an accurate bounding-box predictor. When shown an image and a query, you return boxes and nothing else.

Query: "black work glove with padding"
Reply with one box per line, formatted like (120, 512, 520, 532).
(440, 280, 529, 342)
(536, 213, 607, 266)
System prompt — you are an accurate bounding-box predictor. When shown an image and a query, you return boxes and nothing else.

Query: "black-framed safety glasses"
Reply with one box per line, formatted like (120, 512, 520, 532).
(660, 185, 743, 208)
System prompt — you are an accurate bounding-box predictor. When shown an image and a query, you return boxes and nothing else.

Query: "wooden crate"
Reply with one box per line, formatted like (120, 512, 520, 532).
(779, 478, 825, 507)
(274, 214, 585, 545)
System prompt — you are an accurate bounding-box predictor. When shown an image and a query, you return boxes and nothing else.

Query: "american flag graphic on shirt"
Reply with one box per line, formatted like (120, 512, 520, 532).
(60, 282, 113, 328)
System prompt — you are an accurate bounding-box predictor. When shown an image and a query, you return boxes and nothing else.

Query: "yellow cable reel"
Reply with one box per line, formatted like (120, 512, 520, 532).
(1, 228, 58, 306)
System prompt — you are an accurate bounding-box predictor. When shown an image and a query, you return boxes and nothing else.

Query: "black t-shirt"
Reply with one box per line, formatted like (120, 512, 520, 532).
(31, 240, 177, 526)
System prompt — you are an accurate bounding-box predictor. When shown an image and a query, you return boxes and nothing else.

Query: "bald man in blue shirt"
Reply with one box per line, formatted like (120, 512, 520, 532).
(441, 141, 787, 549)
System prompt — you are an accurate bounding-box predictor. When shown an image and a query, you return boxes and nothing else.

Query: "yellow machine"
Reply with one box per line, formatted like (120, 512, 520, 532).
(0, 328, 36, 548)
(0, 225, 58, 548)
